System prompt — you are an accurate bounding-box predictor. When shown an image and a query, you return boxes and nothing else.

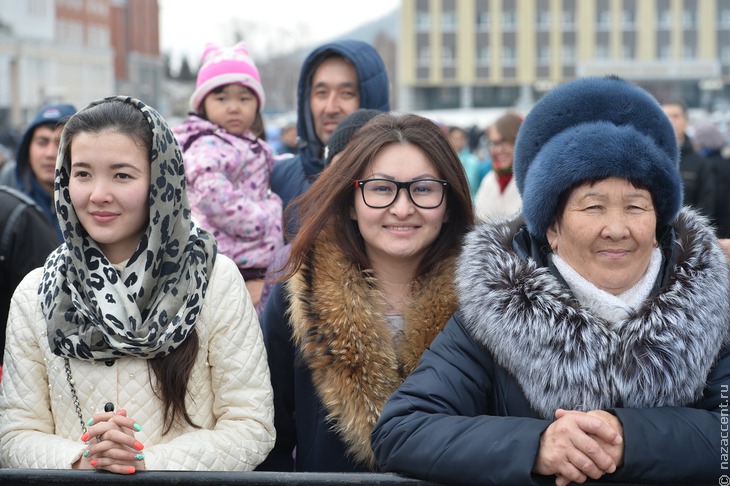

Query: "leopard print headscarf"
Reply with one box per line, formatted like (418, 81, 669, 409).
(40, 96, 217, 360)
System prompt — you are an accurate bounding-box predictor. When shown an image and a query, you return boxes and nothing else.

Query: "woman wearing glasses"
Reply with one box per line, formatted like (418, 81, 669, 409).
(257, 113, 474, 472)
(473, 111, 523, 221)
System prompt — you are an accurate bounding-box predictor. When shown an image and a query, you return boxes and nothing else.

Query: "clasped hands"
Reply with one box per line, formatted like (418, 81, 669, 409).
(74, 408, 146, 474)
(534, 409, 624, 486)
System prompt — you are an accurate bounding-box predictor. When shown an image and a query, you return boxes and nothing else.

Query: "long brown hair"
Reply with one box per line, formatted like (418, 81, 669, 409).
(285, 113, 474, 280)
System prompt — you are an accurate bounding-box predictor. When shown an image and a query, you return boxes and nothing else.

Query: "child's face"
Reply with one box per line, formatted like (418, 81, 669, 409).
(203, 84, 258, 136)
(69, 130, 150, 264)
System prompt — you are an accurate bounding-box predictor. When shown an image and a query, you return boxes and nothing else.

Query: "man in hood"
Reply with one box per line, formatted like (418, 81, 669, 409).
(271, 40, 390, 239)
(6, 103, 76, 242)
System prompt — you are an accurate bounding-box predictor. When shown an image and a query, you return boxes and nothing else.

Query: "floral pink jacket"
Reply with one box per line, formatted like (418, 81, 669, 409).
(174, 116, 283, 271)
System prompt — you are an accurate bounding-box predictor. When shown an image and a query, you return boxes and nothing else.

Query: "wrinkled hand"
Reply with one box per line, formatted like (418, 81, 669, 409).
(534, 409, 622, 485)
(584, 410, 624, 468)
(73, 408, 146, 474)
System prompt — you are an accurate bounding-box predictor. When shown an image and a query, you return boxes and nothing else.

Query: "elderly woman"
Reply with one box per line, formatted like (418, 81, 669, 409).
(371, 77, 730, 485)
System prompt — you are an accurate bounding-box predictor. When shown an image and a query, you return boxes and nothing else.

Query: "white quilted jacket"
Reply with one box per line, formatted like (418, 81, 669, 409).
(0, 254, 275, 470)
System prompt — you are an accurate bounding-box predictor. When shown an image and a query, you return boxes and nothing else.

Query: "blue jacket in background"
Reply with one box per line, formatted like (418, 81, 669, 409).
(271, 40, 390, 240)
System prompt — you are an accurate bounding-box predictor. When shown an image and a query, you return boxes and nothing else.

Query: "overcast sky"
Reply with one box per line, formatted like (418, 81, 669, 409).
(159, 0, 400, 66)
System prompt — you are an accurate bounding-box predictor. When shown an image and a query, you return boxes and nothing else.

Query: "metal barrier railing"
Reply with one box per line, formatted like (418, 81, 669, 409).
(0, 470, 443, 485)
(0, 469, 717, 486)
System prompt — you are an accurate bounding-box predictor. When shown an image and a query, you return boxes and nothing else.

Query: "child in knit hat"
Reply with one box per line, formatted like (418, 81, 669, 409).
(173, 42, 283, 306)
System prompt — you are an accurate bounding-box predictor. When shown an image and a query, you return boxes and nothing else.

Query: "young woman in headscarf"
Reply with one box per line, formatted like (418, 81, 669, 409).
(0, 96, 274, 474)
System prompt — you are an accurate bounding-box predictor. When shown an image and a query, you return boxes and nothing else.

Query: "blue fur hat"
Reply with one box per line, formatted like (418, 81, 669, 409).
(513, 76, 682, 238)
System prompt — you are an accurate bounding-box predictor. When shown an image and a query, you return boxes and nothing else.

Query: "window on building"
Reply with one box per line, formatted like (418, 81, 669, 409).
(476, 11, 491, 31)
(682, 9, 696, 28)
(442, 47, 455, 67)
(57, 19, 84, 46)
(683, 44, 696, 59)
(622, 9, 635, 29)
(597, 10, 611, 30)
(622, 43, 635, 59)
(442, 11, 456, 32)
(416, 11, 431, 32)
(502, 45, 516, 65)
(538, 45, 550, 64)
(658, 44, 671, 59)
(721, 45, 730, 63)
(596, 44, 610, 60)
(537, 11, 550, 30)
(477, 46, 491, 67)
(87, 25, 110, 48)
(27, 0, 50, 16)
(87, 0, 110, 16)
(58, 0, 84, 9)
(562, 10, 575, 29)
(719, 8, 730, 28)
(562, 45, 575, 63)
(502, 11, 516, 31)
(657, 9, 672, 29)
(418, 46, 431, 67)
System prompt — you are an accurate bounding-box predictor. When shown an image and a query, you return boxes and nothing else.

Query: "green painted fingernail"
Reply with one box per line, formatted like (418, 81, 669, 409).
(135, 453, 144, 461)
(83, 450, 90, 457)
(133, 423, 142, 432)
(86, 418, 94, 426)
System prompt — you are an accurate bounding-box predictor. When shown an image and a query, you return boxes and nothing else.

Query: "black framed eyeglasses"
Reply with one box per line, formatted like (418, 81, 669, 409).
(355, 178, 448, 209)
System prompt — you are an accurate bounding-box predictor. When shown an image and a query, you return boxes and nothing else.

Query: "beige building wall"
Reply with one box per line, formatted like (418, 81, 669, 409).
(399, 0, 729, 110)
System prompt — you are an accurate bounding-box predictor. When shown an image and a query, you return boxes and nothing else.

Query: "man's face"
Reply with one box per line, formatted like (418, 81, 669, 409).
(309, 57, 360, 145)
(662, 103, 687, 144)
(29, 124, 63, 194)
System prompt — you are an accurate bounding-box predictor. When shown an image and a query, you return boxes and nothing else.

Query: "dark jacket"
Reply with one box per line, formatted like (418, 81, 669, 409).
(0, 186, 58, 361)
(372, 209, 730, 485)
(271, 40, 390, 239)
(680, 137, 716, 219)
(703, 148, 730, 238)
(257, 229, 457, 472)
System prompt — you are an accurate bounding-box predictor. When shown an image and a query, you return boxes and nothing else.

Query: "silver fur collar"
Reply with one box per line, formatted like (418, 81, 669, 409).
(457, 209, 730, 419)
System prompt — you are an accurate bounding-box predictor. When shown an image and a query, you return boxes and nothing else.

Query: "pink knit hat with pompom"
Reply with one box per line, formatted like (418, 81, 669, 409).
(189, 42, 265, 112)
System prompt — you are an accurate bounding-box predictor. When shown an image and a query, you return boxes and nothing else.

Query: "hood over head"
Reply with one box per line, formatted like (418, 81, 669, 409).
(15, 103, 76, 191)
(296, 40, 390, 174)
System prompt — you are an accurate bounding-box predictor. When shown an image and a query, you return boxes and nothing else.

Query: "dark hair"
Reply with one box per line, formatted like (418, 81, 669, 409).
(285, 113, 474, 280)
(63, 99, 199, 434)
(490, 111, 523, 144)
(62, 100, 152, 162)
(251, 112, 266, 140)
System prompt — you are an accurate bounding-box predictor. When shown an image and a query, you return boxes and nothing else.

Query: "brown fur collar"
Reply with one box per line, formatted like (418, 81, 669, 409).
(286, 233, 457, 468)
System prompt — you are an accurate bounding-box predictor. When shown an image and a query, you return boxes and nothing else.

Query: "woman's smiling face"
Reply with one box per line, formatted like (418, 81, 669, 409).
(352, 142, 447, 269)
(547, 177, 657, 295)
(69, 131, 150, 264)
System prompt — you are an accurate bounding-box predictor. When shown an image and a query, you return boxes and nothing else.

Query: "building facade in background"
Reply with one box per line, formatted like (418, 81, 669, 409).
(399, 0, 730, 112)
(0, 0, 162, 131)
